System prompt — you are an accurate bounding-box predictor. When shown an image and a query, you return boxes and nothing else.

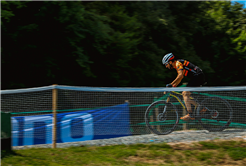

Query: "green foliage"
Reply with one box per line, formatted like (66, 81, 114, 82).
(228, 147, 246, 160)
(199, 140, 246, 160)
(82, 2, 143, 86)
(199, 141, 220, 149)
(2, 141, 246, 165)
(2, 1, 107, 88)
(1, 1, 246, 89)
(196, 152, 213, 161)
(1, 1, 28, 23)
(203, 1, 246, 85)
(1, 150, 18, 159)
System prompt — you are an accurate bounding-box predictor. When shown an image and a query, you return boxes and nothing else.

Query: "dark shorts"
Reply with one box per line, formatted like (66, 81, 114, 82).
(186, 72, 205, 87)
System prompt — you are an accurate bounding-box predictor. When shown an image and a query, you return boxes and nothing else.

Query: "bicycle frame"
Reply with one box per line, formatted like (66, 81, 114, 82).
(165, 91, 193, 110)
(165, 91, 213, 119)
(145, 91, 233, 134)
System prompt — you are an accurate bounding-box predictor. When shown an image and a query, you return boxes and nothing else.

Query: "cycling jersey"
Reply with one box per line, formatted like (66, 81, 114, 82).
(174, 59, 203, 78)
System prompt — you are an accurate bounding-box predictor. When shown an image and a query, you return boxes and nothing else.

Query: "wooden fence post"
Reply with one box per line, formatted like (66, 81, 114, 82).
(182, 83, 188, 130)
(52, 84, 58, 148)
(155, 107, 160, 132)
(183, 107, 187, 130)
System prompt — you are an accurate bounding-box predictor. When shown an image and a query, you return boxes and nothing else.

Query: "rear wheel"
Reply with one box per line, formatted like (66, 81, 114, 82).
(145, 100, 179, 135)
(196, 97, 233, 132)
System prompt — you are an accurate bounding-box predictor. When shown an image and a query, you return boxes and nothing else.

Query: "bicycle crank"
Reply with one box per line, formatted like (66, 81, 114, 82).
(211, 110, 219, 118)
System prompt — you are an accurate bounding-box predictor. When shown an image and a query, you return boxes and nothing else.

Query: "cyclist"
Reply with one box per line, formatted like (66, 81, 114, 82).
(162, 53, 206, 120)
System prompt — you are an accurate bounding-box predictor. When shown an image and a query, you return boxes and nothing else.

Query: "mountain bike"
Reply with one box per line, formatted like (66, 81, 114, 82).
(145, 91, 233, 135)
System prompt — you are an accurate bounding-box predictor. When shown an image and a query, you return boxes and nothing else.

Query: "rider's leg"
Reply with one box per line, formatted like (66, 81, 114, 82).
(181, 74, 204, 120)
(182, 91, 197, 113)
(180, 91, 199, 120)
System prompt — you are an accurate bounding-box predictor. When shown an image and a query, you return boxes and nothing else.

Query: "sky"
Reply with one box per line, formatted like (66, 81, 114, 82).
(231, 0, 246, 8)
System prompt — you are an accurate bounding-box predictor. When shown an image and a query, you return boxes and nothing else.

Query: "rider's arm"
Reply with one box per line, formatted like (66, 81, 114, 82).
(171, 70, 184, 87)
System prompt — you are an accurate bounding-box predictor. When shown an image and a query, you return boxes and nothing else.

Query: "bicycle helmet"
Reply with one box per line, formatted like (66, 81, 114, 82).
(162, 53, 174, 65)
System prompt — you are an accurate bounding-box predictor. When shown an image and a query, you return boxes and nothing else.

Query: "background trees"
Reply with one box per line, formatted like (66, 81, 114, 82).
(1, 1, 246, 89)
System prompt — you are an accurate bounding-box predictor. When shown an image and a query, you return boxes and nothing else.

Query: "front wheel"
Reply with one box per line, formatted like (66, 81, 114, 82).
(196, 97, 233, 132)
(145, 100, 179, 135)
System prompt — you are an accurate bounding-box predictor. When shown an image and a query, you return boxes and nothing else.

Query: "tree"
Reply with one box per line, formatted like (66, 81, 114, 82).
(2, 1, 245, 89)
(193, 1, 246, 85)
(1, 1, 111, 88)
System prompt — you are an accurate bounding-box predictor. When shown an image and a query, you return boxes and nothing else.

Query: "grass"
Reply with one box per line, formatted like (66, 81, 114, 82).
(1, 140, 246, 166)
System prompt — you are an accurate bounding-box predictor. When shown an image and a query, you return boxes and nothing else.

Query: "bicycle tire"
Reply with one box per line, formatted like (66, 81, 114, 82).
(145, 100, 179, 135)
(196, 97, 233, 132)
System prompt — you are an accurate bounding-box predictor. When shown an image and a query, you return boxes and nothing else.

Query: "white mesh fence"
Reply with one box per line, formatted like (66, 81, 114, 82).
(1, 85, 246, 146)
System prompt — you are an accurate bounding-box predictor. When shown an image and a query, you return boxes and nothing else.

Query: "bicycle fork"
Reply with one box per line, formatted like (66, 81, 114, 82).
(157, 100, 168, 122)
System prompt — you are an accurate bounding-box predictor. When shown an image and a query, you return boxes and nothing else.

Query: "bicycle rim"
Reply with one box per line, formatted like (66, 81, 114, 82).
(145, 100, 179, 135)
(197, 97, 233, 132)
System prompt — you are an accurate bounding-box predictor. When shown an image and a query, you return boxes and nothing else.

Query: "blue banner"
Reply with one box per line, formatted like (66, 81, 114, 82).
(12, 103, 130, 146)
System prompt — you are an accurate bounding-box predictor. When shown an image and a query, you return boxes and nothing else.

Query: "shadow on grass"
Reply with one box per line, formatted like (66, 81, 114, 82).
(1, 150, 20, 159)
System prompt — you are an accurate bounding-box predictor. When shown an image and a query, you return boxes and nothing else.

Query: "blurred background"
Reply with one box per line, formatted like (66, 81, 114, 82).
(1, 1, 246, 90)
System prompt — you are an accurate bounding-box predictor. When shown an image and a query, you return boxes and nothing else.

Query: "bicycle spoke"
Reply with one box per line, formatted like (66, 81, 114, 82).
(145, 100, 179, 135)
(196, 97, 232, 132)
